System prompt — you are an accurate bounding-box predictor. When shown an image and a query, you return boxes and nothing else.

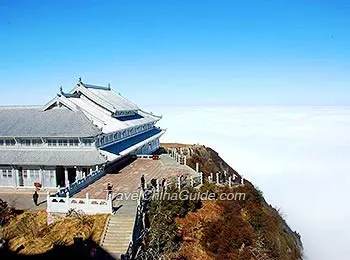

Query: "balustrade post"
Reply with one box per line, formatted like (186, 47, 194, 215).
(200, 172, 203, 185)
(47, 191, 51, 210)
(66, 193, 70, 211)
(108, 193, 113, 213)
(64, 167, 69, 187)
(86, 193, 89, 204)
(229, 176, 232, 187)
(216, 172, 220, 185)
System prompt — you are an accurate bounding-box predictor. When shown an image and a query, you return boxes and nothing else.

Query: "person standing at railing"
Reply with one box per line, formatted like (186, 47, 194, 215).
(161, 178, 167, 192)
(107, 183, 113, 199)
(141, 174, 145, 191)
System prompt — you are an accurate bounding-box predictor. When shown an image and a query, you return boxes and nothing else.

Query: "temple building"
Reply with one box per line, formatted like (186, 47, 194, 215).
(0, 79, 165, 188)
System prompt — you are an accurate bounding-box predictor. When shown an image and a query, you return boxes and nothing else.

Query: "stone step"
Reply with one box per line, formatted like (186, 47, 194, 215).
(104, 233, 131, 238)
(109, 218, 135, 222)
(103, 235, 131, 241)
(105, 231, 132, 236)
(103, 237, 131, 242)
(106, 226, 133, 231)
(109, 220, 135, 224)
(103, 244, 129, 249)
(107, 225, 134, 230)
(109, 216, 136, 222)
(102, 244, 129, 251)
(108, 222, 135, 226)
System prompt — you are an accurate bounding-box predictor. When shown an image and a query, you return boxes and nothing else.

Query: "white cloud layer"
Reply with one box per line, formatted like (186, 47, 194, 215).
(148, 105, 350, 260)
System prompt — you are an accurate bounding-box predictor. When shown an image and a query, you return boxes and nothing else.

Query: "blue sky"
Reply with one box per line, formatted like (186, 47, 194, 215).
(0, 0, 349, 106)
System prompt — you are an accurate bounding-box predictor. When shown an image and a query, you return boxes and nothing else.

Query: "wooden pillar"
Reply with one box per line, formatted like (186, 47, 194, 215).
(216, 172, 220, 185)
(196, 163, 199, 173)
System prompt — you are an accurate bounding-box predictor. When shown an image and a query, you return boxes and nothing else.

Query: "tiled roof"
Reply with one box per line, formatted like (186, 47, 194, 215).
(0, 106, 101, 137)
(0, 148, 107, 166)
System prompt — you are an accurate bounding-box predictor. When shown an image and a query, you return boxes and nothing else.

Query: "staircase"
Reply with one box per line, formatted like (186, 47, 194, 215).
(100, 198, 138, 259)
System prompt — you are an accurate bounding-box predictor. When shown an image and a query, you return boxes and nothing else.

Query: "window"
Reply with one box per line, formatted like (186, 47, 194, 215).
(74, 140, 79, 146)
(48, 139, 58, 146)
(58, 140, 63, 146)
(83, 139, 92, 147)
(29, 170, 35, 180)
(5, 139, 15, 146)
(63, 140, 68, 146)
(2, 169, 12, 178)
(31, 139, 41, 146)
(0, 140, 3, 146)
(25, 140, 31, 146)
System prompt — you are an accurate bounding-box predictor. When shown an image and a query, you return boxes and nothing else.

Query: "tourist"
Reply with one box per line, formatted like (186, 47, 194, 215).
(232, 174, 237, 182)
(141, 174, 145, 191)
(33, 191, 39, 206)
(107, 183, 113, 199)
(161, 178, 166, 192)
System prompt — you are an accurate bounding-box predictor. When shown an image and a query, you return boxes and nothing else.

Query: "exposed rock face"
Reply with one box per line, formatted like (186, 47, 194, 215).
(160, 144, 303, 260)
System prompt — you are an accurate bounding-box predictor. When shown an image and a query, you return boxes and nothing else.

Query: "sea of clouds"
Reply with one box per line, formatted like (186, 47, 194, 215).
(147, 105, 350, 260)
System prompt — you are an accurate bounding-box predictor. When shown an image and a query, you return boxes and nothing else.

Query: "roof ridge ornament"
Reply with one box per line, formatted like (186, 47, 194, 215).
(78, 77, 82, 84)
(108, 83, 111, 90)
(59, 86, 63, 94)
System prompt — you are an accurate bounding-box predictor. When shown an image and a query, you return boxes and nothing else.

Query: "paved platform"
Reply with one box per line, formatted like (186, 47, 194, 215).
(74, 155, 196, 199)
(0, 192, 47, 210)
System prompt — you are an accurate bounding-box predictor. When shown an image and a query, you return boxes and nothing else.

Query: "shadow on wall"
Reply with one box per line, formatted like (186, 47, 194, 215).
(0, 237, 118, 260)
(104, 154, 137, 174)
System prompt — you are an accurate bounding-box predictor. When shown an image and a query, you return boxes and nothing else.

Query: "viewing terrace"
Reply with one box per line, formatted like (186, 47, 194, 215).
(73, 154, 197, 200)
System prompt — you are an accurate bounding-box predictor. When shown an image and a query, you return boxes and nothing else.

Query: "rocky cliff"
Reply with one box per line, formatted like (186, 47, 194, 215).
(145, 144, 303, 260)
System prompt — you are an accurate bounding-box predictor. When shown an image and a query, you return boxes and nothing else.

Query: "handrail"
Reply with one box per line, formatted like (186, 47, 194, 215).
(56, 169, 106, 197)
(122, 189, 144, 259)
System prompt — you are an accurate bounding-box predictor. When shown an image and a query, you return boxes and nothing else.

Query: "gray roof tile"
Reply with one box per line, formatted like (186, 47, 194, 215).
(0, 107, 101, 137)
(0, 148, 107, 166)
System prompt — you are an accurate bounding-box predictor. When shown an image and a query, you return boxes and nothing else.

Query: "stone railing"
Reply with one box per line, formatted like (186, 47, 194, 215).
(164, 171, 244, 191)
(47, 192, 113, 214)
(122, 189, 144, 259)
(167, 148, 187, 165)
(57, 169, 106, 197)
(136, 154, 154, 159)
